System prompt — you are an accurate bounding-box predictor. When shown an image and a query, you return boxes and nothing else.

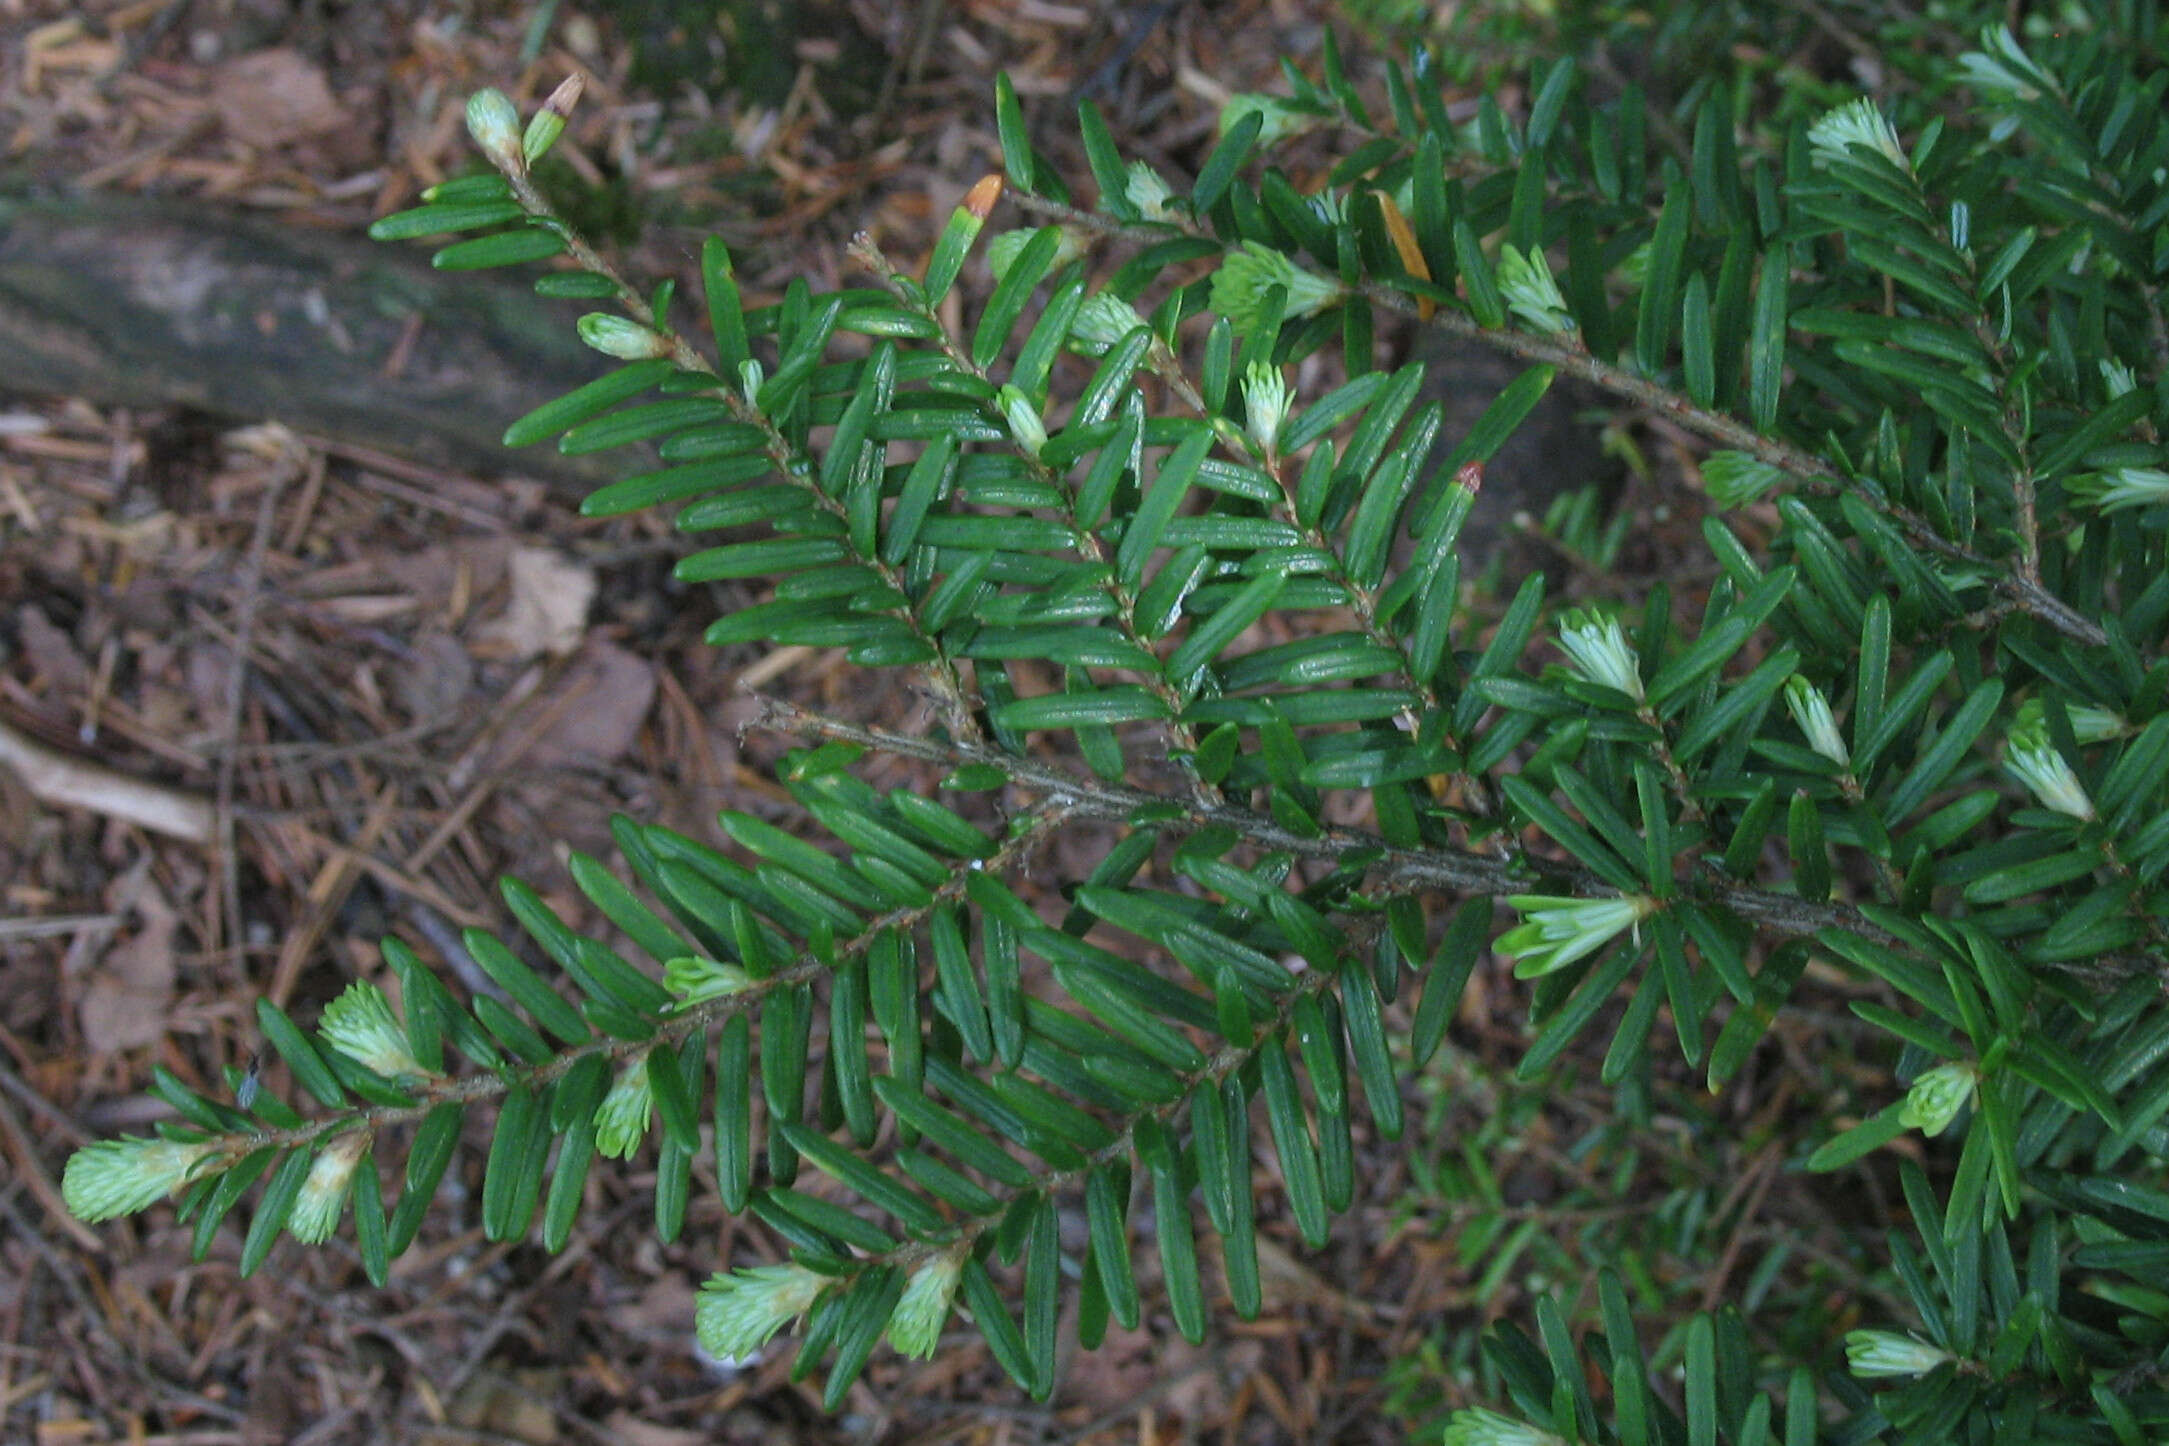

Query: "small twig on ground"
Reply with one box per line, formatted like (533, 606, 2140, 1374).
(0, 1085, 103, 1251)
(0, 1189, 247, 1425)
(1697, 1143, 1783, 1314)
(0, 912, 120, 941)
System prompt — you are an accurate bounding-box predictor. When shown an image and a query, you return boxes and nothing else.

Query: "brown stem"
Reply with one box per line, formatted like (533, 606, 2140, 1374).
(747, 692, 2163, 994)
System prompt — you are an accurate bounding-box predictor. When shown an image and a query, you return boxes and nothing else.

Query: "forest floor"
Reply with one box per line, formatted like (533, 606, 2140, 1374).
(0, 3, 1848, 1442)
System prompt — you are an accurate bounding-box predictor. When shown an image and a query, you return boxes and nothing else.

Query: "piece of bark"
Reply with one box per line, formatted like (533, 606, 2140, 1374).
(0, 180, 624, 489)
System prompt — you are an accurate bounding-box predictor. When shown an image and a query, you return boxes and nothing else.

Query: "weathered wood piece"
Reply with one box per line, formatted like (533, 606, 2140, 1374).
(0, 182, 624, 488)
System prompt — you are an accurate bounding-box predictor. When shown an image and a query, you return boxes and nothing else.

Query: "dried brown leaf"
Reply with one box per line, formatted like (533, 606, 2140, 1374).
(481, 546, 595, 660)
(15, 604, 89, 694)
(75, 857, 179, 1053)
(518, 640, 655, 769)
(211, 49, 342, 150)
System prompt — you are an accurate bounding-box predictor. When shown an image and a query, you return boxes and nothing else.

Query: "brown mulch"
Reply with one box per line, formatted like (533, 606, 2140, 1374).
(0, 3, 1846, 1443)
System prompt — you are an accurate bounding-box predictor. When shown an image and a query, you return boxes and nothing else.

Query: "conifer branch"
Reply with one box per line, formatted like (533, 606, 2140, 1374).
(490, 149, 991, 740)
(143, 802, 1075, 1164)
(1013, 193, 2111, 649)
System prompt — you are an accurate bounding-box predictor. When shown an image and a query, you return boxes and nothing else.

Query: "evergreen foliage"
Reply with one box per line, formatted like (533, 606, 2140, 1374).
(65, 11, 2169, 1439)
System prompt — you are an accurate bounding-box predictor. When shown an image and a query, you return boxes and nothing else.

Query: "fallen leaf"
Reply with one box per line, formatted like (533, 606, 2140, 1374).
(15, 603, 89, 694)
(1060, 1319, 1158, 1411)
(211, 49, 341, 150)
(481, 547, 595, 660)
(184, 642, 236, 725)
(516, 640, 655, 769)
(613, 1274, 699, 1341)
(394, 632, 475, 722)
(75, 857, 178, 1053)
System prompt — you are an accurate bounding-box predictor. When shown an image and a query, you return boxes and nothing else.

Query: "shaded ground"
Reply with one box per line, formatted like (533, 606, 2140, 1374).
(0, 3, 1882, 1442)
